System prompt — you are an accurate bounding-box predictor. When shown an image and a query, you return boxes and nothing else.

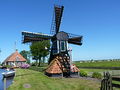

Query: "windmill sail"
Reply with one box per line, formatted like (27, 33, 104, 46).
(22, 31, 52, 43)
(68, 36, 83, 45)
(68, 33, 83, 45)
(51, 5, 64, 34)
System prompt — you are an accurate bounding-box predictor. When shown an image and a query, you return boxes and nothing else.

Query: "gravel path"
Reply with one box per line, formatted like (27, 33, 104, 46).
(70, 75, 101, 82)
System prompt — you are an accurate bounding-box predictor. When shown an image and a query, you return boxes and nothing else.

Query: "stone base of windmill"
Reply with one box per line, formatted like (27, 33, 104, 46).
(45, 56, 80, 77)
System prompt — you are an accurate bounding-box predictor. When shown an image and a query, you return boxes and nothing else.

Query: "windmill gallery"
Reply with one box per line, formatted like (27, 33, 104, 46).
(22, 5, 83, 77)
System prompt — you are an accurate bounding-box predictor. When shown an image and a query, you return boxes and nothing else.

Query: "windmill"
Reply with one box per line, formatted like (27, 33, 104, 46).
(22, 5, 83, 77)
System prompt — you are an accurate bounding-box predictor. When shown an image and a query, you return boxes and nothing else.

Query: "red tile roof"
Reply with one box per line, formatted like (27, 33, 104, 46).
(46, 57, 62, 74)
(71, 64, 80, 72)
(3, 51, 26, 62)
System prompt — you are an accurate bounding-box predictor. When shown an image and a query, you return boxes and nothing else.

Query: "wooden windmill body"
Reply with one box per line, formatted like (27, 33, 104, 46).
(22, 5, 83, 77)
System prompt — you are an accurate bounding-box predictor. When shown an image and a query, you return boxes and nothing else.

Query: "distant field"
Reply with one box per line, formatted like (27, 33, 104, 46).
(74, 60, 120, 68)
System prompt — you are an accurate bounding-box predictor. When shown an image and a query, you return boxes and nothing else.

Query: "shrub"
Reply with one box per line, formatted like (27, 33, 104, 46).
(80, 70, 88, 77)
(92, 72, 102, 79)
(20, 64, 30, 69)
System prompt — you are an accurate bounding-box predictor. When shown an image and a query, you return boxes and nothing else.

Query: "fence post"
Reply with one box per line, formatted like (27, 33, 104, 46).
(4, 78, 6, 90)
(101, 72, 113, 90)
(109, 74, 113, 90)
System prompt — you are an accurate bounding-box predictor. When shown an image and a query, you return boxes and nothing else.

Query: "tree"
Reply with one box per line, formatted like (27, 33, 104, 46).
(30, 40, 50, 66)
(20, 50, 31, 64)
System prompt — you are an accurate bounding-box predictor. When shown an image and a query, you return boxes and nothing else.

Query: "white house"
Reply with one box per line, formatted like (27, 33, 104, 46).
(3, 50, 27, 67)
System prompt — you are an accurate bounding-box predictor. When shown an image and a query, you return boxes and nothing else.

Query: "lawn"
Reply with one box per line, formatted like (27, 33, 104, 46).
(8, 69, 100, 90)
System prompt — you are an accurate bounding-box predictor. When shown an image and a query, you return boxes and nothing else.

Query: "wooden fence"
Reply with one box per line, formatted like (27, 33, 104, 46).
(101, 72, 120, 90)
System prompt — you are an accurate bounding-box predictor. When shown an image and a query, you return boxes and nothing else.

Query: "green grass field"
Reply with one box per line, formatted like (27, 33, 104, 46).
(8, 69, 100, 90)
(74, 60, 120, 68)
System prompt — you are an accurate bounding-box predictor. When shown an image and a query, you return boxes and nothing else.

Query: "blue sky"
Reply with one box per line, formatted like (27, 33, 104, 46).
(0, 0, 120, 62)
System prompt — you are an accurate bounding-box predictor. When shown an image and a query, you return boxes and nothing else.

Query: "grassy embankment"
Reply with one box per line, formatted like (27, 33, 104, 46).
(74, 60, 120, 68)
(74, 61, 120, 67)
(8, 69, 100, 90)
(74, 60, 120, 76)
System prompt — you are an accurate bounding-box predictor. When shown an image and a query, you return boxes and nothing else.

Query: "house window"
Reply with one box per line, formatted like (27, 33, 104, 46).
(60, 41, 66, 51)
(53, 41, 59, 54)
(16, 57, 20, 61)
